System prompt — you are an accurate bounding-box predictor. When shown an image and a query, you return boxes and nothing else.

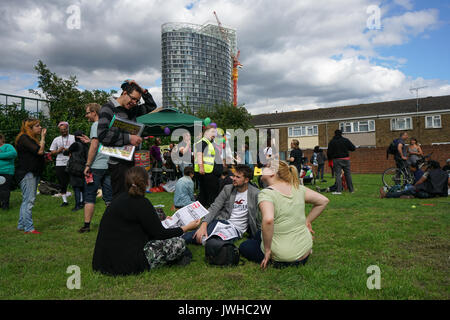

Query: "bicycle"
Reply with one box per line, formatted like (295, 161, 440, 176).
(382, 153, 432, 188)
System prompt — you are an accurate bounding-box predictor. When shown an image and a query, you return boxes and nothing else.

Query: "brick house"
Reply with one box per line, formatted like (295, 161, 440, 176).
(251, 95, 450, 173)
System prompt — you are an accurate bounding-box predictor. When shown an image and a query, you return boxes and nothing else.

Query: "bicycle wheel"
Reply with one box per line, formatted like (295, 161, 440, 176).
(382, 167, 404, 188)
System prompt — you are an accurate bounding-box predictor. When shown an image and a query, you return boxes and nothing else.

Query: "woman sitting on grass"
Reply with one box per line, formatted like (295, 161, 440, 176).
(92, 166, 201, 276)
(239, 160, 329, 269)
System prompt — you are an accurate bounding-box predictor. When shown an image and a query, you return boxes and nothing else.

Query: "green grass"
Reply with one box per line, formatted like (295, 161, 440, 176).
(0, 174, 448, 299)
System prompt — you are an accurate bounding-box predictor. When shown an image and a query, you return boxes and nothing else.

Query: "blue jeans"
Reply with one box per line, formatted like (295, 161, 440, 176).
(18, 173, 39, 232)
(239, 230, 265, 263)
(84, 169, 113, 205)
(182, 220, 237, 245)
(333, 159, 354, 192)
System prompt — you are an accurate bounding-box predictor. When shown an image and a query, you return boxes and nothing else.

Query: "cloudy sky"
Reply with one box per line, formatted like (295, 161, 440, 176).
(0, 0, 449, 114)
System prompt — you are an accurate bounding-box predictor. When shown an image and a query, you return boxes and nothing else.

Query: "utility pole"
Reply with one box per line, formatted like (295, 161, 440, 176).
(409, 86, 427, 141)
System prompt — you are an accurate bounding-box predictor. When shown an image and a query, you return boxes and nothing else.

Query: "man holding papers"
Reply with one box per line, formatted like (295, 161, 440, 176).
(182, 164, 260, 244)
(97, 80, 157, 198)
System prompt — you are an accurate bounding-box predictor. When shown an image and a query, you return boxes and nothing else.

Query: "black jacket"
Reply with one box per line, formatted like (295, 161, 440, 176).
(327, 135, 356, 160)
(92, 193, 183, 276)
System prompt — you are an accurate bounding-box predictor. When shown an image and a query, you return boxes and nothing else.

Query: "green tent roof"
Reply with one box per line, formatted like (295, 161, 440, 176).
(136, 107, 203, 136)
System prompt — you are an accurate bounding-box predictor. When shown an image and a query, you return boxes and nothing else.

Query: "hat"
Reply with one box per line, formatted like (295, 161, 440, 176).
(58, 121, 69, 128)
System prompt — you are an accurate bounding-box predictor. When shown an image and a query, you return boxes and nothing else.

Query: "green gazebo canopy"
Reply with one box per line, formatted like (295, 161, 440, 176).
(136, 107, 203, 136)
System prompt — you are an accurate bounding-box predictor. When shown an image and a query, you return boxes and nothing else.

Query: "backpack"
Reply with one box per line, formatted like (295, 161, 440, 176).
(66, 142, 87, 177)
(386, 139, 399, 159)
(205, 236, 240, 266)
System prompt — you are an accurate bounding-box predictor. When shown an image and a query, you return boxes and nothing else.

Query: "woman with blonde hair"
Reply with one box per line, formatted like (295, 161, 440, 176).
(239, 160, 329, 269)
(15, 118, 47, 234)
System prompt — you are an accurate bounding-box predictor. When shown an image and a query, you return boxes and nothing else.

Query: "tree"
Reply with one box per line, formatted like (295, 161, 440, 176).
(25, 60, 115, 182)
(196, 101, 253, 131)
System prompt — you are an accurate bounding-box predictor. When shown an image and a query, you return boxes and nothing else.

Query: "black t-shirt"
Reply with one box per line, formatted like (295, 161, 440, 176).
(15, 134, 45, 183)
(289, 148, 303, 171)
(92, 193, 183, 276)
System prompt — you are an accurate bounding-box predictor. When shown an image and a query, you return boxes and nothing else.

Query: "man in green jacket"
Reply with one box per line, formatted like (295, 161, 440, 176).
(0, 133, 18, 210)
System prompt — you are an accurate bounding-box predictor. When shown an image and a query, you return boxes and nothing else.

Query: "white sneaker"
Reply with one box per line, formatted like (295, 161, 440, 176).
(332, 192, 342, 195)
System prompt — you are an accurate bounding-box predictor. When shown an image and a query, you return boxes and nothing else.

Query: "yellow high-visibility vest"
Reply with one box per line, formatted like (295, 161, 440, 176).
(194, 137, 215, 173)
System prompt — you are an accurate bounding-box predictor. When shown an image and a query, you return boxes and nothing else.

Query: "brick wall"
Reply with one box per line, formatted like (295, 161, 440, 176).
(301, 144, 450, 174)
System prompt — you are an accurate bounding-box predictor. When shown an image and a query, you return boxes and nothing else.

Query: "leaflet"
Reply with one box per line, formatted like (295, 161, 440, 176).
(161, 201, 209, 229)
(98, 115, 144, 161)
(206, 222, 239, 241)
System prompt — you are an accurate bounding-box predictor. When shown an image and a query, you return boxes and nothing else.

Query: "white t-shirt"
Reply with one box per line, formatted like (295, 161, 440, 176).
(228, 190, 249, 236)
(50, 135, 75, 166)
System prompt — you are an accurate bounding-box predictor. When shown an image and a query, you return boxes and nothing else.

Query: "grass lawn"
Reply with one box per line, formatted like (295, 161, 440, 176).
(0, 173, 448, 300)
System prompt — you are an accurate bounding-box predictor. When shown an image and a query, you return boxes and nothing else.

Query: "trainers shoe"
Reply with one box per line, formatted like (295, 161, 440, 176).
(332, 192, 342, 195)
(60, 202, 69, 207)
(78, 226, 90, 233)
(72, 206, 83, 212)
(316, 186, 321, 192)
(24, 230, 41, 234)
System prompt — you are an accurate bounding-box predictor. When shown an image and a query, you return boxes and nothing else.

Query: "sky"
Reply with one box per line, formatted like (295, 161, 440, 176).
(0, 0, 449, 115)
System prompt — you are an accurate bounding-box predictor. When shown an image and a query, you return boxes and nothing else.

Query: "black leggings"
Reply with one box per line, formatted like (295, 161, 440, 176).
(55, 166, 70, 194)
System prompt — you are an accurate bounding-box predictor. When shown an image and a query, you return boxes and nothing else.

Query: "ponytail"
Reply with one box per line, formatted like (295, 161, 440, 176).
(125, 167, 149, 197)
(271, 160, 300, 189)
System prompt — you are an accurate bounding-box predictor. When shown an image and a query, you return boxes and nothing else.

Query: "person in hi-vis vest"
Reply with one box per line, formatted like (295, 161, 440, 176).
(194, 125, 223, 208)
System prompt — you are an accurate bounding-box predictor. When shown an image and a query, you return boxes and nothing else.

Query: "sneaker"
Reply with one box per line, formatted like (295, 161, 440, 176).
(71, 206, 83, 212)
(24, 230, 41, 234)
(316, 186, 321, 192)
(78, 226, 90, 233)
(332, 192, 342, 195)
(321, 179, 327, 182)
(60, 202, 69, 207)
(326, 187, 330, 192)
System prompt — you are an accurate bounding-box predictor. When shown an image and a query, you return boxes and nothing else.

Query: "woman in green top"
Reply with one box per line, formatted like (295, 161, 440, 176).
(239, 160, 329, 269)
(0, 133, 18, 210)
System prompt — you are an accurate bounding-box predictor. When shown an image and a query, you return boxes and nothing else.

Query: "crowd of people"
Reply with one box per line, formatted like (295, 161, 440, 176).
(1, 79, 449, 277)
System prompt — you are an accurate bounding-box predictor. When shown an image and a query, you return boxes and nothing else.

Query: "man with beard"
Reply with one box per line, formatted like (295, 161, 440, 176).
(182, 164, 260, 245)
(50, 122, 75, 207)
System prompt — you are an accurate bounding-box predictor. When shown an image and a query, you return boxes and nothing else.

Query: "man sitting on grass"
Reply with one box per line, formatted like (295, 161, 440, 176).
(182, 164, 260, 245)
(380, 160, 449, 199)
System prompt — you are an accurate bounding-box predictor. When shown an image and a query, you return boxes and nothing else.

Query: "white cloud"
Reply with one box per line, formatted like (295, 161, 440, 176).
(0, 0, 448, 116)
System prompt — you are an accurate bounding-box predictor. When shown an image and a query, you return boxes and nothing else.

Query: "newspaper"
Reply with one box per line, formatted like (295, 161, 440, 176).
(206, 222, 239, 241)
(161, 201, 209, 229)
(98, 115, 145, 161)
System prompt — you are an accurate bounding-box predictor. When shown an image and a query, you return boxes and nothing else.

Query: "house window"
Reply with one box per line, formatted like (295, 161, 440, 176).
(425, 115, 441, 128)
(391, 117, 412, 131)
(339, 120, 375, 133)
(288, 125, 318, 137)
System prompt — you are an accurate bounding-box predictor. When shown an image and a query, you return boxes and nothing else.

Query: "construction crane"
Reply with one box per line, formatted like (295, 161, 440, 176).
(213, 11, 242, 107)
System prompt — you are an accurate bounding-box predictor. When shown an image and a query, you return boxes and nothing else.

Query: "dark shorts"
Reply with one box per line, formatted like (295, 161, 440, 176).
(84, 168, 113, 204)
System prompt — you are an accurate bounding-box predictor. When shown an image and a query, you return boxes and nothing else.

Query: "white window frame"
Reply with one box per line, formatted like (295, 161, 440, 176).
(288, 125, 318, 137)
(339, 120, 375, 133)
(391, 117, 413, 131)
(425, 115, 441, 129)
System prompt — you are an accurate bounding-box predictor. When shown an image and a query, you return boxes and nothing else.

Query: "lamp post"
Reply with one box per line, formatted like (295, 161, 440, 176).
(409, 86, 427, 141)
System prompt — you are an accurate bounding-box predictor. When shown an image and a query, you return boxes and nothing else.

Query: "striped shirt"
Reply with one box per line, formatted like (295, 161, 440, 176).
(97, 92, 157, 163)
